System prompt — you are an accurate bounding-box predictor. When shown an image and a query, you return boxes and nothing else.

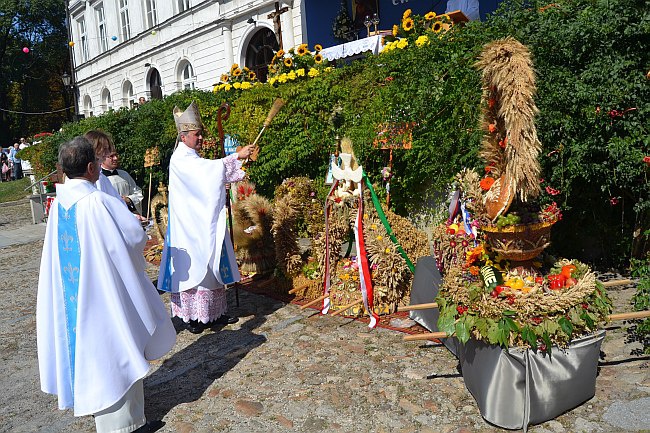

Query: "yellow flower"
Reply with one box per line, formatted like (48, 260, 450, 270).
(325, 67, 333, 72)
(385, 248, 391, 253)
(397, 39, 408, 49)
(371, 224, 377, 230)
(220, 74, 229, 83)
(233, 82, 241, 89)
(432, 21, 443, 33)
(314, 53, 323, 64)
(314, 44, 322, 52)
(248, 71, 256, 80)
(364, 213, 368, 219)
(297, 45, 309, 56)
(240, 81, 252, 89)
(276, 49, 285, 58)
(402, 17, 414, 32)
(308, 67, 319, 77)
(278, 73, 288, 83)
(415, 35, 429, 47)
(392, 24, 399, 37)
(425, 11, 436, 21)
(296, 68, 305, 77)
(232, 68, 242, 77)
(284, 58, 293, 67)
(287, 70, 297, 80)
(224, 83, 232, 91)
(403, 8, 412, 19)
(230, 63, 239, 72)
(376, 235, 383, 241)
(268, 77, 277, 85)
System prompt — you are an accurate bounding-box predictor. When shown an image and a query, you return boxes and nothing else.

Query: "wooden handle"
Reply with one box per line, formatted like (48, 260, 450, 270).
(288, 282, 313, 294)
(601, 279, 634, 287)
(403, 332, 448, 341)
(299, 294, 328, 310)
(609, 310, 650, 321)
(330, 299, 363, 317)
(397, 302, 438, 312)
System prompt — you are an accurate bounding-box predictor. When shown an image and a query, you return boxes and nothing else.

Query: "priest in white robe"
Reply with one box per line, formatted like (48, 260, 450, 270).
(158, 101, 254, 334)
(37, 136, 176, 433)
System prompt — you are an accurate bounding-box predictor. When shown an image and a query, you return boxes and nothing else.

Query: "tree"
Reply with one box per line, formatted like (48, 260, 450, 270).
(0, 0, 69, 143)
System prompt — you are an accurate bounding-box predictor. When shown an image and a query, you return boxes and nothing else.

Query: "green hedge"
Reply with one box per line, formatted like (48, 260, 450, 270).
(20, 0, 649, 266)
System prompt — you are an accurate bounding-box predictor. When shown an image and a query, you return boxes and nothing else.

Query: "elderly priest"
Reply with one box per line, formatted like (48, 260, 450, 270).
(37, 136, 176, 433)
(158, 101, 254, 334)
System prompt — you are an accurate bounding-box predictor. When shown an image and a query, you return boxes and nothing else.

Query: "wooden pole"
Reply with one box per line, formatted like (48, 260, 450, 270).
(397, 302, 438, 312)
(146, 171, 153, 221)
(330, 299, 363, 316)
(601, 279, 634, 287)
(402, 310, 650, 342)
(288, 282, 313, 294)
(300, 294, 328, 310)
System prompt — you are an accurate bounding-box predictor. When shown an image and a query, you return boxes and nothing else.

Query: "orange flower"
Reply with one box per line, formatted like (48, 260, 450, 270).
(480, 177, 495, 191)
(488, 123, 497, 133)
(499, 136, 508, 149)
(469, 266, 480, 276)
(488, 98, 496, 109)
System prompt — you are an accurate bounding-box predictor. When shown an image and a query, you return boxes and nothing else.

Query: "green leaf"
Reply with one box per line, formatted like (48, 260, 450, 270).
(502, 310, 517, 317)
(438, 311, 456, 336)
(521, 326, 538, 350)
(542, 331, 553, 356)
(503, 316, 520, 333)
(558, 316, 574, 337)
(455, 320, 471, 343)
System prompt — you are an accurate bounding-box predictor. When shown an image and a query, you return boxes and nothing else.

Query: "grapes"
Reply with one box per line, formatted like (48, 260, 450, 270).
(496, 213, 521, 228)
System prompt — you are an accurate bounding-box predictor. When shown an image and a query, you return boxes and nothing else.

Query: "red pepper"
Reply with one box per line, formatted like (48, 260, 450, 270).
(561, 264, 577, 279)
(548, 274, 566, 290)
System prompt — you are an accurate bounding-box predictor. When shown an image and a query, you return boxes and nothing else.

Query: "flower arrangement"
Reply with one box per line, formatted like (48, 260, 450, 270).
(381, 9, 452, 53)
(213, 63, 260, 92)
(267, 44, 332, 86)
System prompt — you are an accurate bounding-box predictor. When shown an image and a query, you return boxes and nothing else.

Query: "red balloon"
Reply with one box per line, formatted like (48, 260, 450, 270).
(22, 47, 29, 53)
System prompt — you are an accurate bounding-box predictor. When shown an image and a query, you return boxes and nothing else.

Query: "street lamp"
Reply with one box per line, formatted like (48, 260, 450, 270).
(62, 72, 71, 88)
(61, 71, 81, 120)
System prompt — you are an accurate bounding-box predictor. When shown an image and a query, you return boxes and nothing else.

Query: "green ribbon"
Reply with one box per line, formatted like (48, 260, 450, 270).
(363, 172, 415, 274)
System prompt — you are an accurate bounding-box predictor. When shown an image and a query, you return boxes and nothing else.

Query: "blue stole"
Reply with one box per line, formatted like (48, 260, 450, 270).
(57, 203, 80, 397)
(160, 206, 236, 291)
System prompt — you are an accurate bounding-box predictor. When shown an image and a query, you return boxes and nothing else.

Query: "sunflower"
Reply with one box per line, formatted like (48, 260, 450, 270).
(248, 71, 256, 80)
(230, 63, 239, 72)
(425, 11, 436, 21)
(403, 8, 412, 19)
(432, 21, 443, 33)
(392, 24, 399, 37)
(314, 44, 322, 52)
(314, 53, 323, 64)
(243, 66, 250, 73)
(284, 57, 293, 67)
(276, 49, 285, 58)
(297, 45, 308, 56)
(232, 68, 242, 77)
(220, 74, 229, 83)
(402, 17, 414, 32)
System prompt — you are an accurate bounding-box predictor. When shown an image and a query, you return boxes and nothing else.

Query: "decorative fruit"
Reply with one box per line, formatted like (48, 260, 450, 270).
(565, 277, 577, 287)
(505, 277, 525, 290)
(548, 274, 566, 290)
(495, 285, 508, 296)
(561, 264, 577, 279)
(535, 276, 544, 285)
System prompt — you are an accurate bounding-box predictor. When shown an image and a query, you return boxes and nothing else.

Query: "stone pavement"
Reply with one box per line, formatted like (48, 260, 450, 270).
(0, 223, 46, 248)
(0, 201, 649, 433)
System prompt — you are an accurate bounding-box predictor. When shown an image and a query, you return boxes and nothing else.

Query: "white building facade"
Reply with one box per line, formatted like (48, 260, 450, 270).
(66, 0, 305, 117)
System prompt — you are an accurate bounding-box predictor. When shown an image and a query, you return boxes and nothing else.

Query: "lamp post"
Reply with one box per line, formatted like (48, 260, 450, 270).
(62, 72, 81, 121)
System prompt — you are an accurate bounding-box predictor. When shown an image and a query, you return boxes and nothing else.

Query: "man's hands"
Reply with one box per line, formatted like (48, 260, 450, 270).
(236, 144, 256, 160)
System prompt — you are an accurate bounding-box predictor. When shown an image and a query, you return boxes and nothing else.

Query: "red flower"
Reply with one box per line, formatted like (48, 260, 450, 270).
(609, 197, 619, 206)
(545, 186, 560, 196)
(485, 166, 493, 173)
(488, 98, 496, 109)
(498, 136, 508, 149)
(488, 123, 497, 133)
(644, 156, 650, 166)
(385, 76, 394, 82)
(480, 177, 495, 191)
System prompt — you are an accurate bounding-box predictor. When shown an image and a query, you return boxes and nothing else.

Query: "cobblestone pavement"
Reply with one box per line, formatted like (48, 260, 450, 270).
(0, 201, 649, 433)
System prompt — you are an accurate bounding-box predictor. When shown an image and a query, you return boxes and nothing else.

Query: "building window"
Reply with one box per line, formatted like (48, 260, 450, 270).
(245, 28, 279, 83)
(78, 17, 89, 62)
(178, 0, 190, 13)
(145, 0, 157, 28)
(101, 88, 112, 111)
(84, 95, 93, 117)
(123, 81, 135, 107)
(96, 3, 108, 53)
(119, 0, 131, 40)
(148, 68, 163, 99)
(181, 62, 195, 90)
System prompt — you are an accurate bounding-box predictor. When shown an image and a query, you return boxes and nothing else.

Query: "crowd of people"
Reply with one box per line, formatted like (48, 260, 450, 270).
(1, 138, 30, 181)
(36, 102, 254, 433)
